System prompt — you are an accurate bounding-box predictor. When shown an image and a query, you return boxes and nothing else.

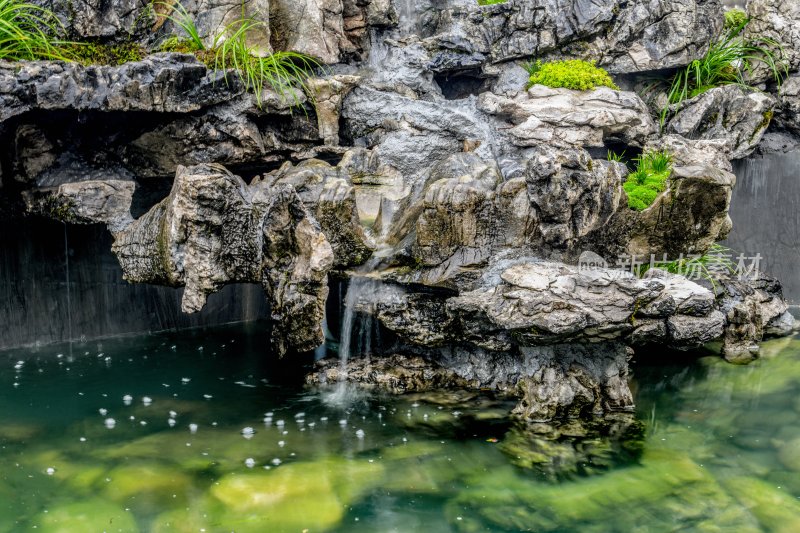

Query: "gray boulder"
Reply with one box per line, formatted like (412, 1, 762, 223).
(666, 85, 776, 159)
(478, 85, 657, 149)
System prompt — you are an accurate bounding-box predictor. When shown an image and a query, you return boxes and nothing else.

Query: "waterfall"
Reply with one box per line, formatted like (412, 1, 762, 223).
(63, 223, 73, 356)
(396, 0, 417, 35)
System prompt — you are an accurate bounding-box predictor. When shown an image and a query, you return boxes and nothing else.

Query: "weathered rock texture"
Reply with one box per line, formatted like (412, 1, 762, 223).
(110, 164, 334, 353)
(744, 0, 800, 76)
(427, 0, 723, 74)
(666, 85, 776, 160)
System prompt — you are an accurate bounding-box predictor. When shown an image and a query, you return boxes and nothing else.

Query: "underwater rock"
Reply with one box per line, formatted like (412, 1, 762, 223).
(103, 463, 193, 507)
(210, 459, 384, 531)
(0, 54, 240, 124)
(722, 476, 800, 533)
(778, 437, 800, 472)
(447, 448, 759, 533)
(478, 85, 656, 149)
(112, 163, 333, 353)
(666, 85, 776, 159)
(498, 414, 645, 480)
(30, 499, 139, 532)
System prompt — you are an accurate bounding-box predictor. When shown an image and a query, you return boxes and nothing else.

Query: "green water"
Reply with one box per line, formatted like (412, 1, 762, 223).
(1, 323, 800, 532)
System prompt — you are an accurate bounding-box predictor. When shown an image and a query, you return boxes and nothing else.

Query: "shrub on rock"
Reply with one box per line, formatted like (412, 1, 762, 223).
(525, 59, 619, 91)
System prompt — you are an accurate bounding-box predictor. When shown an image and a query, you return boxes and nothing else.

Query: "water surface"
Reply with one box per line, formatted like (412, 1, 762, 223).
(1, 324, 800, 532)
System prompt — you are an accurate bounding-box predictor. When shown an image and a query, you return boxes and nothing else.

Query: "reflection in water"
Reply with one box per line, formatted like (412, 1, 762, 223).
(1, 324, 800, 532)
(726, 152, 800, 305)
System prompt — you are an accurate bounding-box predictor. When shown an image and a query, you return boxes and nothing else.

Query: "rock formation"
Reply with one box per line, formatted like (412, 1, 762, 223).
(2, 0, 798, 425)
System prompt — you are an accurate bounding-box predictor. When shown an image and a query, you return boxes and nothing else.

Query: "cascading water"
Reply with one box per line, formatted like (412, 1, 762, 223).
(63, 222, 73, 356)
(725, 151, 800, 309)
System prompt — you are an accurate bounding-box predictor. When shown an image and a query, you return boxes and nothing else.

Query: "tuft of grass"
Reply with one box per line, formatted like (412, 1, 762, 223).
(607, 150, 626, 163)
(659, 20, 787, 125)
(154, 0, 204, 52)
(477, 0, 507, 5)
(724, 8, 748, 30)
(623, 150, 673, 211)
(0, 0, 63, 60)
(638, 244, 736, 291)
(525, 59, 619, 91)
(212, 16, 319, 108)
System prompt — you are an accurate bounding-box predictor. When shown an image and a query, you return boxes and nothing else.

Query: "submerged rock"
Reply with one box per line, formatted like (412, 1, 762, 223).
(30, 499, 139, 533)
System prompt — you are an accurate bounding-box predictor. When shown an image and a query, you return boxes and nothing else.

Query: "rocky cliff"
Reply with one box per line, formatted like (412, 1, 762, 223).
(2, 0, 798, 426)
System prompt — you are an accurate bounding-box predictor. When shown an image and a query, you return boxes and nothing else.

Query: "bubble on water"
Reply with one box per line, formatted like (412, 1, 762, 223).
(104, 418, 116, 429)
(169, 410, 177, 418)
(271, 458, 281, 466)
(79, 437, 86, 442)
(278, 440, 285, 447)
(142, 396, 153, 406)
(308, 422, 316, 428)
(282, 430, 288, 435)
(203, 394, 213, 400)
(181, 378, 191, 384)
(14, 361, 23, 370)
(423, 414, 429, 420)
(402, 437, 408, 442)
(452, 411, 462, 417)
(339, 419, 348, 427)
(189, 424, 198, 434)
(263, 417, 272, 426)
(168, 419, 176, 427)
(13, 382, 19, 387)
(140, 420, 147, 426)
(412, 403, 420, 408)
(320, 417, 328, 422)
(99, 408, 108, 416)
(122, 395, 133, 405)
(46, 467, 55, 476)
(294, 412, 305, 419)
(264, 411, 274, 417)
(241, 427, 255, 438)
(356, 429, 365, 439)
(275, 420, 285, 428)
(129, 416, 135, 421)
(245, 458, 256, 468)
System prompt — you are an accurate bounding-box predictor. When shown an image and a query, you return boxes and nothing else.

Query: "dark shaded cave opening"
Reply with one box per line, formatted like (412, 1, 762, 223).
(434, 68, 491, 100)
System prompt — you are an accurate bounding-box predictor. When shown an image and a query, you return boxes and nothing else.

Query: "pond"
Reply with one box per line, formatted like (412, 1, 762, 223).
(1, 323, 799, 532)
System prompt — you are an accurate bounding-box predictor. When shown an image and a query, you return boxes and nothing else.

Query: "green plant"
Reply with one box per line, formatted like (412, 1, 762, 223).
(477, 0, 507, 5)
(61, 42, 146, 65)
(0, 0, 63, 60)
(154, 0, 204, 52)
(623, 150, 673, 211)
(638, 244, 735, 291)
(525, 59, 619, 91)
(212, 16, 319, 107)
(607, 150, 626, 163)
(659, 20, 786, 125)
(724, 8, 748, 30)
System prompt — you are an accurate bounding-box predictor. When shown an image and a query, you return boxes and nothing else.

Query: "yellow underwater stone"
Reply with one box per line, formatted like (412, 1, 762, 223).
(30, 499, 139, 533)
(209, 458, 384, 532)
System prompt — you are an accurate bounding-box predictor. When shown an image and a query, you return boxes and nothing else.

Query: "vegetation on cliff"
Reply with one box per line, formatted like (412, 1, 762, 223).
(525, 59, 619, 91)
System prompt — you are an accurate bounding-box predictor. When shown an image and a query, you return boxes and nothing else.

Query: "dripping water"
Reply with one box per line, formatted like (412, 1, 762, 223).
(63, 222, 73, 357)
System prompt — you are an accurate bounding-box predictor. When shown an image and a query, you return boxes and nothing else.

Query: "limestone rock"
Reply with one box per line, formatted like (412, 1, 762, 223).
(23, 180, 136, 232)
(270, 0, 346, 64)
(744, 0, 800, 76)
(261, 158, 374, 268)
(428, 0, 723, 74)
(777, 75, 800, 135)
(112, 163, 333, 353)
(666, 85, 776, 159)
(307, 75, 360, 145)
(0, 54, 240, 124)
(478, 86, 657, 149)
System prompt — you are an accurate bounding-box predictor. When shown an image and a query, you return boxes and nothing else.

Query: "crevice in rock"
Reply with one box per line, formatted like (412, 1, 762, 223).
(434, 68, 492, 100)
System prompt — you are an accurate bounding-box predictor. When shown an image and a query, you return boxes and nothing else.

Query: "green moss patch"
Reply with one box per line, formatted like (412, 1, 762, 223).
(60, 42, 147, 66)
(724, 8, 748, 30)
(525, 59, 619, 91)
(622, 150, 673, 211)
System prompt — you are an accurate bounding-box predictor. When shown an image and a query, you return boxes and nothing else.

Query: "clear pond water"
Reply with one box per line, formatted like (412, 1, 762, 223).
(2, 323, 800, 532)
